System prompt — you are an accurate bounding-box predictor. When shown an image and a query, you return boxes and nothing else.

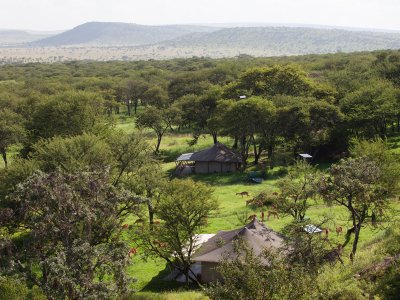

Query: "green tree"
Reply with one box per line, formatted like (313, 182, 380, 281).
(0, 169, 143, 299)
(205, 243, 314, 300)
(126, 79, 149, 115)
(27, 90, 106, 145)
(136, 106, 181, 153)
(136, 179, 217, 285)
(223, 65, 316, 99)
(0, 109, 25, 168)
(211, 97, 276, 166)
(32, 133, 113, 173)
(341, 80, 398, 137)
(276, 160, 319, 221)
(142, 86, 169, 108)
(319, 157, 396, 258)
(350, 137, 400, 195)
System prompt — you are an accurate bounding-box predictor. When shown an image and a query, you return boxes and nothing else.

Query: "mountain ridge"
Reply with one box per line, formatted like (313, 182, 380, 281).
(157, 26, 400, 56)
(30, 22, 220, 47)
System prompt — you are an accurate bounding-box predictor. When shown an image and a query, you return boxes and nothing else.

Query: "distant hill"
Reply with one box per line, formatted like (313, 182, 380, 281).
(0, 30, 53, 46)
(157, 27, 400, 56)
(32, 22, 219, 47)
(2, 23, 400, 63)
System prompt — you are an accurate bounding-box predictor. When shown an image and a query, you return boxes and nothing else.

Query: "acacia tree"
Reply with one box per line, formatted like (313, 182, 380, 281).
(136, 106, 181, 153)
(126, 79, 149, 115)
(0, 109, 25, 168)
(341, 80, 398, 137)
(135, 179, 217, 286)
(107, 130, 164, 228)
(32, 130, 163, 228)
(0, 170, 143, 299)
(222, 65, 317, 99)
(276, 160, 319, 221)
(211, 97, 276, 166)
(319, 157, 392, 258)
(26, 90, 106, 149)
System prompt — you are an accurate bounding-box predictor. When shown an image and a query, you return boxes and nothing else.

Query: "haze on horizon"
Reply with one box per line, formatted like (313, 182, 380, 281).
(1, 0, 399, 32)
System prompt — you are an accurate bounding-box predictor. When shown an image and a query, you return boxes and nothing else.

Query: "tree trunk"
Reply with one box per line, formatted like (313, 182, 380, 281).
(184, 266, 190, 286)
(267, 144, 274, 169)
(253, 142, 262, 165)
(126, 99, 131, 116)
(351, 223, 361, 257)
(241, 136, 249, 168)
(134, 99, 139, 114)
(148, 201, 154, 231)
(212, 132, 218, 144)
(155, 134, 162, 153)
(311, 147, 320, 164)
(397, 115, 400, 132)
(232, 136, 238, 149)
(1, 148, 7, 168)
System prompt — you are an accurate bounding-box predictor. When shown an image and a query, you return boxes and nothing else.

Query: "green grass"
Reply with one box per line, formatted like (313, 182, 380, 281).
(113, 114, 400, 298)
(130, 291, 208, 300)
(3, 114, 399, 299)
(0, 145, 20, 169)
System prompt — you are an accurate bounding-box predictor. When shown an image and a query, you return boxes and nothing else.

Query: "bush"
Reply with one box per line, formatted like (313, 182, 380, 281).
(0, 276, 45, 300)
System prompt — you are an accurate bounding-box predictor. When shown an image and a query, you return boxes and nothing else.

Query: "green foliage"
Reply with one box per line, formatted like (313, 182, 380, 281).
(319, 156, 396, 257)
(136, 179, 218, 285)
(223, 65, 316, 99)
(0, 276, 45, 300)
(211, 96, 276, 164)
(0, 158, 39, 205)
(137, 106, 182, 153)
(205, 243, 314, 300)
(276, 160, 319, 221)
(27, 90, 106, 144)
(350, 137, 400, 195)
(32, 133, 113, 173)
(341, 80, 398, 136)
(1, 169, 143, 299)
(0, 108, 25, 167)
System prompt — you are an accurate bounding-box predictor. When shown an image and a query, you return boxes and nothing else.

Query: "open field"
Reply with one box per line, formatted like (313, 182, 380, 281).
(0, 46, 255, 65)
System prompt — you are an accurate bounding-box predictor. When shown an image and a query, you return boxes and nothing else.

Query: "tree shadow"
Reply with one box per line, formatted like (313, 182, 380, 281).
(140, 263, 199, 293)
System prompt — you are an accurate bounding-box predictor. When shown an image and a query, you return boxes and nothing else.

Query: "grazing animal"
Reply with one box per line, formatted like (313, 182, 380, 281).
(134, 218, 145, 225)
(248, 214, 257, 221)
(267, 210, 279, 220)
(336, 226, 343, 235)
(321, 228, 329, 239)
(236, 191, 250, 198)
(153, 239, 168, 248)
(128, 248, 138, 257)
(323, 244, 344, 264)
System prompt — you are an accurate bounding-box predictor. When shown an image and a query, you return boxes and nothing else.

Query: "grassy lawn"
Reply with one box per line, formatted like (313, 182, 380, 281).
(128, 160, 400, 299)
(112, 114, 400, 298)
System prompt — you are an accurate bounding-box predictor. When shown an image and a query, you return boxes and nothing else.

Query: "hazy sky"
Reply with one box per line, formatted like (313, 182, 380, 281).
(1, 0, 400, 31)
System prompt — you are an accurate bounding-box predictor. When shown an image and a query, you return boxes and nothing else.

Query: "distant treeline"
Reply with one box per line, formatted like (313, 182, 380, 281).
(0, 49, 399, 165)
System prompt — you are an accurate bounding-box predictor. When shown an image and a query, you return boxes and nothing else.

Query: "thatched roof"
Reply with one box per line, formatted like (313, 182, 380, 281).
(192, 219, 284, 263)
(176, 143, 242, 163)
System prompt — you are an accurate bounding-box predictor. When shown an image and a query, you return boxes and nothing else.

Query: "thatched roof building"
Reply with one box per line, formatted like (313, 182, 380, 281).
(192, 219, 285, 282)
(175, 142, 242, 175)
